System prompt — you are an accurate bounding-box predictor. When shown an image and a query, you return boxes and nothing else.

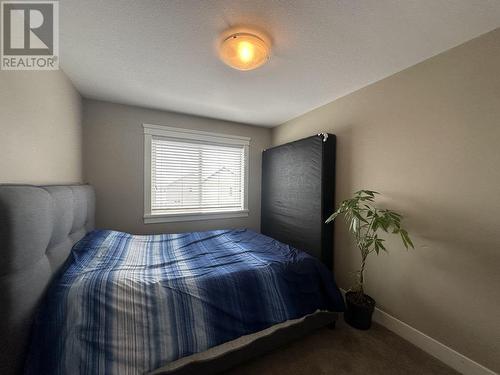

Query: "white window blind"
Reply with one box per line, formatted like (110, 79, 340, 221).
(144, 125, 250, 223)
(151, 137, 246, 214)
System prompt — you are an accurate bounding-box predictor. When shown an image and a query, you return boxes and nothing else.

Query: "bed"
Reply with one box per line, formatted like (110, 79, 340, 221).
(0, 133, 342, 375)
(24, 229, 343, 374)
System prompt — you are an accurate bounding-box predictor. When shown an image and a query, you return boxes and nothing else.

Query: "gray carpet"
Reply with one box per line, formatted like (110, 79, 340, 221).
(224, 320, 459, 375)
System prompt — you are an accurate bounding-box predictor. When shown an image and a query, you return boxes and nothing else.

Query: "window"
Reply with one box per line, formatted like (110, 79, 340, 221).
(143, 124, 249, 223)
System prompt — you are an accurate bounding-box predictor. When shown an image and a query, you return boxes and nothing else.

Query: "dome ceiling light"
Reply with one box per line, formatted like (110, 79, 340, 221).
(219, 32, 270, 71)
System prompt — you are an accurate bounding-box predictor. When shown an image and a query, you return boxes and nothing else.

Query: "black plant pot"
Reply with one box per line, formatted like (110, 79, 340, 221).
(344, 291, 376, 330)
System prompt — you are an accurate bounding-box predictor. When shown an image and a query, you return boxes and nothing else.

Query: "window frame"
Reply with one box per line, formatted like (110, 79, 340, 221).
(143, 124, 250, 224)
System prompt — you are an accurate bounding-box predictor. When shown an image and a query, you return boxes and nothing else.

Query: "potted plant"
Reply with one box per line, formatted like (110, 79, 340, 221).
(325, 190, 414, 330)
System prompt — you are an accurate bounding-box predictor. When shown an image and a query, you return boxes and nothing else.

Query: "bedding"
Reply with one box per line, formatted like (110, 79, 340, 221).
(24, 228, 344, 375)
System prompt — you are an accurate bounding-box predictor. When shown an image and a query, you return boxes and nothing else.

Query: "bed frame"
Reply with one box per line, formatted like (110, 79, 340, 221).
(0, 134, 338, 374)
(0, 185, 95, 375)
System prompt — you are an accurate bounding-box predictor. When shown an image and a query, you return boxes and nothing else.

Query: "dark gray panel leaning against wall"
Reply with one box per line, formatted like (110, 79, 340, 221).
(261, 134, 335, 270)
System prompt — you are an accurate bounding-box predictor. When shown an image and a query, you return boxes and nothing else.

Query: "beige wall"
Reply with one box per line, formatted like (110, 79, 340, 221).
(272, 29, 500, 372)
(83, 99, 271, 234)
(0, 70, 83, 184)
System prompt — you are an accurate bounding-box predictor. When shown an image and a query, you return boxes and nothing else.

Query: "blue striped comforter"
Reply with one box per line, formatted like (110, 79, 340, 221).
(25, 229, 344, 374)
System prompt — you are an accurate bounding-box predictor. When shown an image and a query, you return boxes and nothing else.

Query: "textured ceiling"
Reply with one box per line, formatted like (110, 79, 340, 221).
(60, 0, 500, 127)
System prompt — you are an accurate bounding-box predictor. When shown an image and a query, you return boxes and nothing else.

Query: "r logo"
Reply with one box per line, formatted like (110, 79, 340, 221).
(1, 1, 59, 70)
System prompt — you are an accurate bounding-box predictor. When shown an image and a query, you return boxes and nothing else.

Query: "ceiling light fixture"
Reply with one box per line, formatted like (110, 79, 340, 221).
(219, 32, 270, 71)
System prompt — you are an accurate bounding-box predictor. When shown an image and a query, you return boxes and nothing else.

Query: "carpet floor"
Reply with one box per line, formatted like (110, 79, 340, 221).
(224, 319, 460, 375)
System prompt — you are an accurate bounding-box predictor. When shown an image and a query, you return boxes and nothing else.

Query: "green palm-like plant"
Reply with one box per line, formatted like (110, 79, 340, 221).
(326, 190, 414, 299)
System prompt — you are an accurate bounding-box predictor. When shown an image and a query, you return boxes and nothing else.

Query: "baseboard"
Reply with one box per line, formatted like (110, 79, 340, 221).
(339, 289, 497, 375)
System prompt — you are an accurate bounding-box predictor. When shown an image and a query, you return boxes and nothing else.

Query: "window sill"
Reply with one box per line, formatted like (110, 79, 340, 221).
(144, 210, 249, 224)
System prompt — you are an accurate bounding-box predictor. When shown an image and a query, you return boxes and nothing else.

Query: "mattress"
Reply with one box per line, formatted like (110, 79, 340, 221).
(24, 228, 344, 374)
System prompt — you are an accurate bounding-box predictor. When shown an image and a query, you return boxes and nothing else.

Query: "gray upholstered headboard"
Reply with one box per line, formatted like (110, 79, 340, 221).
(0, 184, 95, 375)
